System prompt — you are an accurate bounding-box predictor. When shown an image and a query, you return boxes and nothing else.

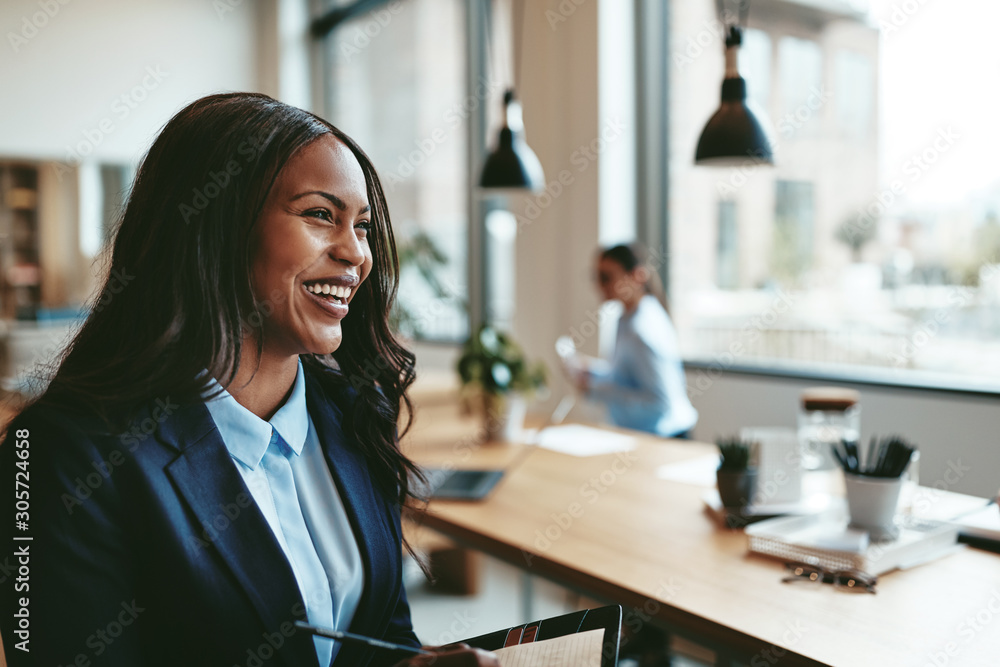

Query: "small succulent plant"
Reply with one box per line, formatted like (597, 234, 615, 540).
(716, 438, 755, 472)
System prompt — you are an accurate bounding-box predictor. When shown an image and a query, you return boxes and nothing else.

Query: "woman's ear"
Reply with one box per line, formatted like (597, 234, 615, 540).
(632, 265, 650, 284)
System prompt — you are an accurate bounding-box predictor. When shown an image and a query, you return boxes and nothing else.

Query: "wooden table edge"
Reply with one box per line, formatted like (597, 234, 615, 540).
(409, 508, 832, 667)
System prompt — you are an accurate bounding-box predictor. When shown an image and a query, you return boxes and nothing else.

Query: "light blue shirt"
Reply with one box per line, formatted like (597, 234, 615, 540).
(587, 295, 698, 438)
(204, 359, 364, 666)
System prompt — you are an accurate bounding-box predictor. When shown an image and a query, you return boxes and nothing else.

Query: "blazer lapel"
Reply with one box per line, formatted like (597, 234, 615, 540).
(160, 402, 321, 667)
(305, 371, 398, 665)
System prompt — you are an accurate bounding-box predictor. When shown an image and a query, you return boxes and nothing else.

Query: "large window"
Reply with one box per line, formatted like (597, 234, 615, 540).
(668, 0, 1000, 384)
(322, 0, 471, 342)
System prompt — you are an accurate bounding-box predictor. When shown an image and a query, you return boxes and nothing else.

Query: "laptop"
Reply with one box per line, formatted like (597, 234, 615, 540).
(418, 467, 507, 501)
(418, 395, 575, 501)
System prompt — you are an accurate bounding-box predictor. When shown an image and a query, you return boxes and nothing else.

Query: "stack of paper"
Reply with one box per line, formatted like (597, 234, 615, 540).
(746, 509, 961, 575)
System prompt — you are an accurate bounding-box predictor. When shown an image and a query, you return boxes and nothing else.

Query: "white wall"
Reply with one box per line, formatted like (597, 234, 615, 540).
(0, 0, 266, 164)
(685, 368, 1000, 499)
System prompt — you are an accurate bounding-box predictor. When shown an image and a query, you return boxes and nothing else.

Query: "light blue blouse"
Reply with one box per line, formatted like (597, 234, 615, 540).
(586, 295, 698, 438)
(204, 358, 364, 666)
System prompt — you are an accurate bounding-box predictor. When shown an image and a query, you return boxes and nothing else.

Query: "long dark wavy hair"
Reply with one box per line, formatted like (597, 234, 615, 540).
(32, 92, 419, 506)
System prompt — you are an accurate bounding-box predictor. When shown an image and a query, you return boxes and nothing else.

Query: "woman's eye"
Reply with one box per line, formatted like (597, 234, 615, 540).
(355, 220, 372, 234)
(306, 208, 333, 221)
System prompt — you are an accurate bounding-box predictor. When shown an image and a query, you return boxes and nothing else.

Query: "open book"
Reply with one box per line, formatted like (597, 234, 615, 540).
(463, 605, 620, 667)
(494, 628, 604, 667)
(297, 605, 620, 666)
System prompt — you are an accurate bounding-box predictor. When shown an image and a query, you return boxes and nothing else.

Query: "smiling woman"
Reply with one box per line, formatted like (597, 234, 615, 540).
(0, 93, 497, 667)
(245, 135, 375, 373)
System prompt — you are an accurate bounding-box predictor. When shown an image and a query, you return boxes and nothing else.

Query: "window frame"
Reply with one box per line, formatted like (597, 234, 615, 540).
(313, 0, 488, 344)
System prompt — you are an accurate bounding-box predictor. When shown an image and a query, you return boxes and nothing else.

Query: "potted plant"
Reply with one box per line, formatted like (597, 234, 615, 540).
(716, 438, 758, 509)
(456, 324, 546, 442)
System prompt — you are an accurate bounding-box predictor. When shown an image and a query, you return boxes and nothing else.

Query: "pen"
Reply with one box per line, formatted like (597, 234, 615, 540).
(294, 621, 432, 656)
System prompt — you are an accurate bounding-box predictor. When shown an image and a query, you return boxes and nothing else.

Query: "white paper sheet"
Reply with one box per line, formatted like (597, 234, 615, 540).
(536, 424, 637, 457)
(656, 455, 721, 486)
(494, 628, 603, 667)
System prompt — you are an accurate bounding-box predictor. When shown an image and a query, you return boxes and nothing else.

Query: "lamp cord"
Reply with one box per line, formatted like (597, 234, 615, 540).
(485, 0, 521, 93)
(483, 0, 496, 89)
(512, 0, 523, 95)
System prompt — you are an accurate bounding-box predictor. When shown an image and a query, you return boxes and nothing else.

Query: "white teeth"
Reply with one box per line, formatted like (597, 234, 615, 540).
(304, 282, 352, 300)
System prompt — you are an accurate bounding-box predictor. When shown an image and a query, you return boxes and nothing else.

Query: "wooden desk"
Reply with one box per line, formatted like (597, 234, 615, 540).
(402, 402, 1000, 667)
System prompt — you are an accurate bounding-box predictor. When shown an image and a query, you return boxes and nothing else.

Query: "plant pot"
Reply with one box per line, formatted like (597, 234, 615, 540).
(482, 393, 527, 443)
(717, 468, 758, 509)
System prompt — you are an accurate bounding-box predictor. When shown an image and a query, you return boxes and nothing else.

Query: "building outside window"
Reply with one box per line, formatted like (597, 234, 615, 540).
(669, 0, 1000, 383)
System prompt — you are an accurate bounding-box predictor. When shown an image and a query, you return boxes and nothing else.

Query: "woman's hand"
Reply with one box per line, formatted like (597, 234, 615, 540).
(573, 363, 590, 393)
(391, 643, 500, 666)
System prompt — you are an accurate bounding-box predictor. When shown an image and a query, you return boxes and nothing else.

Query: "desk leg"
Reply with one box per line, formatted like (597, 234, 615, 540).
(520, 571, 534, 621)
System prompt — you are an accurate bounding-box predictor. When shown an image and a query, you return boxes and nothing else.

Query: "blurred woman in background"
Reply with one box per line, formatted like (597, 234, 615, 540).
(575, 243, 697, 439)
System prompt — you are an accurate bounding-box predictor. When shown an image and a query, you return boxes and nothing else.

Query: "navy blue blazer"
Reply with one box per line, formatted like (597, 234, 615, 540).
(0, 364, 420, 666)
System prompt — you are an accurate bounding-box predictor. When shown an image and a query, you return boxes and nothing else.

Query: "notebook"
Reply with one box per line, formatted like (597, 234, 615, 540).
(296, 606, 620, 666)
(494, 628, 604, 666)
(462, 605, 621, 667)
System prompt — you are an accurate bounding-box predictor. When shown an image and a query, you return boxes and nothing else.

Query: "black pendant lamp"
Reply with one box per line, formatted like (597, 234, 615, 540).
(479, 0, 544, 192)
(695, 21, 774, 167)
(480, 88, 545, 191)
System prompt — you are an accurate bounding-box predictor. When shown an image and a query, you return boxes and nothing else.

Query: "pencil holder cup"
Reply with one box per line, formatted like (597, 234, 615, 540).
(717, 468, 758, 509)
(844, 474, 903, 540)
